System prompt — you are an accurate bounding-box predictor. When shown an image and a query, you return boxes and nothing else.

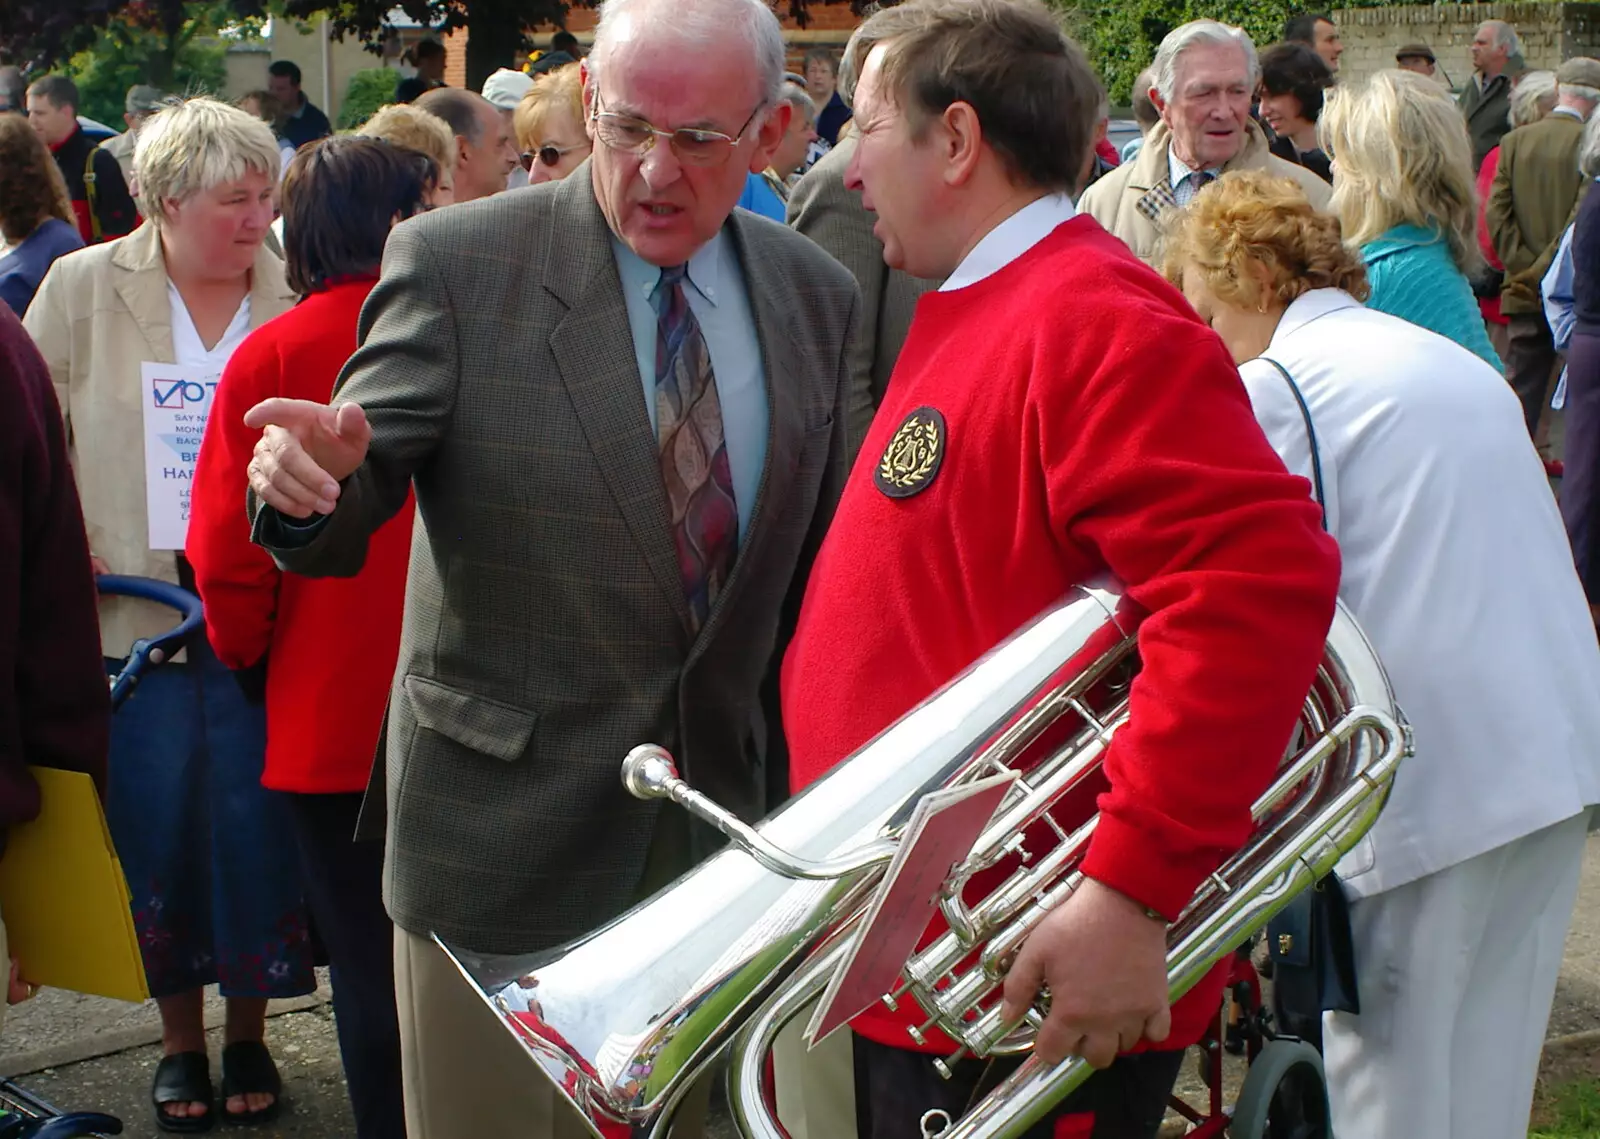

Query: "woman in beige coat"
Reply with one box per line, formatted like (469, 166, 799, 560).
(24, 98, 311, 1134)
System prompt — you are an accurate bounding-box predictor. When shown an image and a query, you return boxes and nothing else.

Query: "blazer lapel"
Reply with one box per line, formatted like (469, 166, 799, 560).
(684, 212, 805, 664)
(544, 173, 692, 631)
(111, 224, 175, 363)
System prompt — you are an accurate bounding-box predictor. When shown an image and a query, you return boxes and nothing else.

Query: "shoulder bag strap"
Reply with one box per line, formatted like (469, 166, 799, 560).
(1260, 356, 1326, 531)
(83, 144, 102, 242)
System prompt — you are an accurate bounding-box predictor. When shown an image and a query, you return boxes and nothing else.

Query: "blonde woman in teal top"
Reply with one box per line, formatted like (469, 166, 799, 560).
(1321, 70, 1504, 372)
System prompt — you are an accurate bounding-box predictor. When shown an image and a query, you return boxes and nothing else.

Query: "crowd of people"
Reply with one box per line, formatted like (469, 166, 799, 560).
(2, 1, 1600, 1139)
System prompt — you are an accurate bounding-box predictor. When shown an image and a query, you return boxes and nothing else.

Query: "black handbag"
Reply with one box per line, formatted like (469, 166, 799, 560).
(1257, 358, 1362, 1049)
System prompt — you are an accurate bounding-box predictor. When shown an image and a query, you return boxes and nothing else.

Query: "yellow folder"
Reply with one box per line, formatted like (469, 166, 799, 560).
(0, 767, 148, 1003)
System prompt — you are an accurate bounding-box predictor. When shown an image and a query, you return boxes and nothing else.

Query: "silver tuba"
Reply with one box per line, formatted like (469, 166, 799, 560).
(438, 581, 1409, 1139)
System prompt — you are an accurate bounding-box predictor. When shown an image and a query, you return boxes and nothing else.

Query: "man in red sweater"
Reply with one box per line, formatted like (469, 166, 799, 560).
(778, 1, 1341, 1135)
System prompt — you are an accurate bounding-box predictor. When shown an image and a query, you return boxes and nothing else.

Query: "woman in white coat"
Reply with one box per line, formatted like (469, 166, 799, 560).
(1165, 169, 1600, 1139)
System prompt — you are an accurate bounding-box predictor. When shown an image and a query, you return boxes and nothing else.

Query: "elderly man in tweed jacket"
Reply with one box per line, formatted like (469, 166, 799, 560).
(1489, 56, 1600, 436)
(242, 0, 864, 1132)
(1079, 20, 1330, 266)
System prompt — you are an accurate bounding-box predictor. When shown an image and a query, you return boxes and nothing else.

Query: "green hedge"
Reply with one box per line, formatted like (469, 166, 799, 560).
(1059, 0, 1396, 104)
(336, 67, 399, 131)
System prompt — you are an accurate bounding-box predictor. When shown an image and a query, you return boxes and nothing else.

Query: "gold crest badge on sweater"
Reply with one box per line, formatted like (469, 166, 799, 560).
(875, 407, 945, 498)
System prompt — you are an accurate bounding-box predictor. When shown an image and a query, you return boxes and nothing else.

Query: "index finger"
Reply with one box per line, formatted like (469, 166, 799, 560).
(245, 396, 314, 430)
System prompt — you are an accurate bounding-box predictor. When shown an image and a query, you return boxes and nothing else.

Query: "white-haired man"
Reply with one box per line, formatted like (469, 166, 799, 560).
(765, 79, 818, 194)
(1078, 20, 1331, 264)
(778, 0, 1340, 1135)
(1461, 19, 1522, 170)
(1489, 56, 1600, 438)
(239, 0, 866, 1133)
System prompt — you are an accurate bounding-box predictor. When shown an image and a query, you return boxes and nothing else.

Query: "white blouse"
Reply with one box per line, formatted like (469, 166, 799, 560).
(168, 279, 252, 375)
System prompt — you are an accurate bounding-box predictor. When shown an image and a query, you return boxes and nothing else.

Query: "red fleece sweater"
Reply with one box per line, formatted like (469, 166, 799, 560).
(781, 216, 1340, 1053)
(187, 279, 414, 794)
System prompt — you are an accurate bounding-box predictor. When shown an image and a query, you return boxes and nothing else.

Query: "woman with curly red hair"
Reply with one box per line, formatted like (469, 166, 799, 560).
(1166, 169, 1600, 1139)
(0, 114, 82, 317)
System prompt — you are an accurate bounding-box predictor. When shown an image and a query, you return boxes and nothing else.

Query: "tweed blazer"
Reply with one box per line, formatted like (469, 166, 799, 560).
(1077, 122, 1333, 266)
(24, 222, 296, 659)
(1488, 112, 1588, 315)
(788, 135, 937, 459)
(252, 169, 862, 954)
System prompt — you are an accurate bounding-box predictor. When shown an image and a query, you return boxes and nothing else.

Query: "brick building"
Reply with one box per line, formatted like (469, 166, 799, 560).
(441, 4, 864, 89)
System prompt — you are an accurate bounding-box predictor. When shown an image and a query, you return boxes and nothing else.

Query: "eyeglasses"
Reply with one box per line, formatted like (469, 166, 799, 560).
(519, 143, 590, 172)
(590, 94, 767, 166)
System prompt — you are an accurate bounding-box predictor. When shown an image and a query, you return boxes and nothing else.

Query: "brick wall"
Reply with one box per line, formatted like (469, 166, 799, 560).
(444, 5, 863, 90)
(1330, 2, 1600, 88)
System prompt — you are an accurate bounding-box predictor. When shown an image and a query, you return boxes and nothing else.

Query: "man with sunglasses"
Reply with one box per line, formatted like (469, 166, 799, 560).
(240, 0, 864, 1134)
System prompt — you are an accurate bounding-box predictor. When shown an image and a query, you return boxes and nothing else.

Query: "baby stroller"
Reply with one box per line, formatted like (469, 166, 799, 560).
(0, 576, 204, 1139)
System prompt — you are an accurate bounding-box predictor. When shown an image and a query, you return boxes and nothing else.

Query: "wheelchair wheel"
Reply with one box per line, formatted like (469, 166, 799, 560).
(1227, 1038, 1329, 1139)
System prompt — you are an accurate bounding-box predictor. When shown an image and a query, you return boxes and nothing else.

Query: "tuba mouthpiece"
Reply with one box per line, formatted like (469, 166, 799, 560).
(621, 744, 681, 801)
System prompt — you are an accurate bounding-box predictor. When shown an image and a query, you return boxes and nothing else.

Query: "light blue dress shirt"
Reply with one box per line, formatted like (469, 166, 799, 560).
(738, 172, 787, 222)
(611, 230, 770, 544)
(1167, 148, 1221, 207)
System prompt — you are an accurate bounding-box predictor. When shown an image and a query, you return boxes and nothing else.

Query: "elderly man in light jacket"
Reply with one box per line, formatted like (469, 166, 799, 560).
(1080, 21, 1332, 264)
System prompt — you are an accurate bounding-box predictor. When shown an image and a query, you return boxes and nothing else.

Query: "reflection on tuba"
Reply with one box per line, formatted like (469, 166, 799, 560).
(437, 580, 1409, 1139)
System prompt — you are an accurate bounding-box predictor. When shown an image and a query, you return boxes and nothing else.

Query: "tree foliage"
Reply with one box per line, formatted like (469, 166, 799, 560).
(1055, 0, 1397, 104)
(61, 0, 240, 125)
(0, 0, 263, 73)
(336, 65, 397, 129)
(3, 0, 857, 96)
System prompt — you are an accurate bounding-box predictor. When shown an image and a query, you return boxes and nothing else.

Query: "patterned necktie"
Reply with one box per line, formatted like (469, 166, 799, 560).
(653, 264, 738, 633)
(1174, 169, 1217, 208)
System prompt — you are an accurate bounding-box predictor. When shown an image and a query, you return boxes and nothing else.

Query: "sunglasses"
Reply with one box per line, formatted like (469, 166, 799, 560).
(520, 143, 588, 172)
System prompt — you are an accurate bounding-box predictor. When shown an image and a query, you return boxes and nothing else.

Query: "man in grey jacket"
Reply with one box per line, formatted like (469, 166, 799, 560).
(1459, 19, 1521, 171)
(788, 34, 937, 460)
(242, 0, 864, 1132)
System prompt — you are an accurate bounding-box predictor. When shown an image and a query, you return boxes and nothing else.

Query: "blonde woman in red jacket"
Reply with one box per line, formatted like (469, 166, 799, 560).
(188, 136, 445, 1139)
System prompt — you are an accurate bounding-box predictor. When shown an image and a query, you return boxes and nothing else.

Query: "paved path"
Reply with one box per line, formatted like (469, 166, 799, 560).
(6, 836, 1597, 1138)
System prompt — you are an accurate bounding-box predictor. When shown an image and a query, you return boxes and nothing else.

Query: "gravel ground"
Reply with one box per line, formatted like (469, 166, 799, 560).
(6, 836, 1597, 1137)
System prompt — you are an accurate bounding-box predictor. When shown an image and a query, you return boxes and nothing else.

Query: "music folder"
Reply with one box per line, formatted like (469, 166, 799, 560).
(805, 769, 1016, 1047)
(0, 767, 148, 1003)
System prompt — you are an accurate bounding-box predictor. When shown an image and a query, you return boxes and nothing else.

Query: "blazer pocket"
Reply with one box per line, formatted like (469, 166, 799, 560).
(402, 674, 538, 763)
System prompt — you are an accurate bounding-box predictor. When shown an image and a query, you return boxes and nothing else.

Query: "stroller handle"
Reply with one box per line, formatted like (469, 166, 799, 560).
(97, 576, 204, 710)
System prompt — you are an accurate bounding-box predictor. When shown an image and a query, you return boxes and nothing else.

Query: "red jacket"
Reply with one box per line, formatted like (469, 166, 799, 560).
(782, 218, 1340, 1053)
(1477, 147, 1506, 325)
(187, 279, 414, 794)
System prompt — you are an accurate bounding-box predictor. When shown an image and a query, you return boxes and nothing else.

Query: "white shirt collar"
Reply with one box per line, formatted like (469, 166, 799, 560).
(1552, 104, 1586, 121)
(939, 193, 1077, 292)
(1268, 287, 1362, 348)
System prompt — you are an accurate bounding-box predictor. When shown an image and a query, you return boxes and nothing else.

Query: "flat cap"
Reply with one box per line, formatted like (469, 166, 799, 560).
(1395, 43, 1436, 63)
(125, 84, 167, 114)
(1557, 56, 1600, 89)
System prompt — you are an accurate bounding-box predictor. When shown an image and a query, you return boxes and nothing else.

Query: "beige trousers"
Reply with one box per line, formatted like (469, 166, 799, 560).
(394, 928, 710, 1139)
(772, 1000, 857, 1139)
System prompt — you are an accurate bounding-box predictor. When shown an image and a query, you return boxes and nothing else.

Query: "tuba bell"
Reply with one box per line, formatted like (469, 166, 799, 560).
(437, 580, 1409, 1139)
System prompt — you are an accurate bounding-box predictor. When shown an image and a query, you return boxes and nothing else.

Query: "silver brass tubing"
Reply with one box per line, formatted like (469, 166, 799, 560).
(938, 708, 1406, 1139)
(622, 745, 899, 881)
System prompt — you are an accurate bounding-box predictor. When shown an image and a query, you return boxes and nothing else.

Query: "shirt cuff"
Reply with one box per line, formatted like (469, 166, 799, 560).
(263, 509, 331, 548)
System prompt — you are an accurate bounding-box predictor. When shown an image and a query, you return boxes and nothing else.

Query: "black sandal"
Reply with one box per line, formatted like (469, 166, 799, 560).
(219, 1041, 282, 1126)
(152, 1051, 214, 1134)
